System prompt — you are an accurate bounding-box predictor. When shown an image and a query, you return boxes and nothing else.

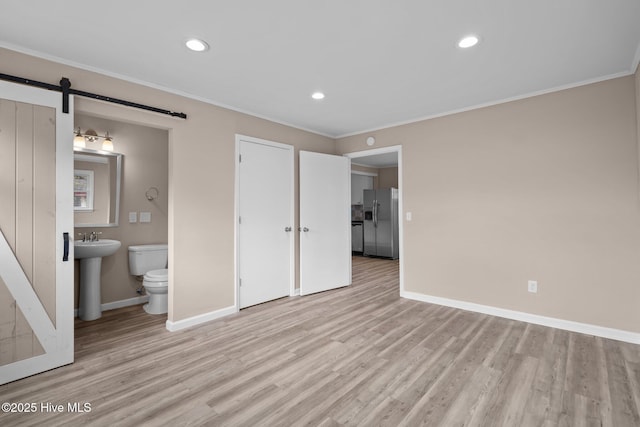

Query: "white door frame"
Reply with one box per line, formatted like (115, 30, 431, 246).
(343, 145, 405, 293)
(234, 134, 295, 311)
(0, 80, 74, 384)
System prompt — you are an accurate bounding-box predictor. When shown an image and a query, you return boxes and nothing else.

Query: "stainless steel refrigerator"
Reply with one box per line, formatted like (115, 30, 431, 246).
(363, 188, 399, 259)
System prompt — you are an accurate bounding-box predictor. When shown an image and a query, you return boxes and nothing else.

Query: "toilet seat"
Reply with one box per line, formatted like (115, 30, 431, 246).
(144, 268, 168, 283)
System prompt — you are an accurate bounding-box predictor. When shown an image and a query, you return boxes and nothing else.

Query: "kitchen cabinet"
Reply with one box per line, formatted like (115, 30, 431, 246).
(351, 173, 374, 205)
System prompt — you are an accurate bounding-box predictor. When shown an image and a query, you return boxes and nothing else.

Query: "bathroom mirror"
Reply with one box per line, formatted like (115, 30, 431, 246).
(74, 147, 122, 227)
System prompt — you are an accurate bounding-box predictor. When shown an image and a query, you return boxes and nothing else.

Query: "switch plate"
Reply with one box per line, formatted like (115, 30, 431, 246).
(528, 280, 538, 293)
(129, 212, 137, 223)
(140, 212, 152, 223)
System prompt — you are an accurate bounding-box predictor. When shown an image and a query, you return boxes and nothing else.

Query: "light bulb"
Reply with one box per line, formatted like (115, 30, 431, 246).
(73, 129, 86, 148)
(185, 39, 209, 52)
(458, 35, 479, 48)
(102, 137, 114, 152)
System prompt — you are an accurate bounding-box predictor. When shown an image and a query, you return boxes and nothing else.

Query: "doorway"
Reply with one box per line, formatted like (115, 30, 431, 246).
(344, 145, 404, 293)
(72, 114, 169, 319)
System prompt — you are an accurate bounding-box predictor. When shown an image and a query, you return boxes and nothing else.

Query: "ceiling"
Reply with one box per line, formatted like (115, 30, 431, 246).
(353, 152, 398, 169)
(1, 1, 639, 138)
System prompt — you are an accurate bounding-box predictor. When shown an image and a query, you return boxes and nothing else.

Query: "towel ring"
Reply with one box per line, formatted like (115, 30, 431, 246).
(145, 187, 159, 201)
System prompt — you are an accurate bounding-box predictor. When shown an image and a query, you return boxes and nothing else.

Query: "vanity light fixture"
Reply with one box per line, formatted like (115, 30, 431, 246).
(311, 91, 325, 100)
(73, 128, 115, 150)
(185, 38, 209, 52)
(83, 128, 100, 143)
(458, 35, 479, 48)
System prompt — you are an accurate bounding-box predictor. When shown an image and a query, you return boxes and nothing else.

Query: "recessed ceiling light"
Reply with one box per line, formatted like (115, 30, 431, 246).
(185, 38, 209, 52)
(311, 92, 325, 100)
(458, 35, 479, 48)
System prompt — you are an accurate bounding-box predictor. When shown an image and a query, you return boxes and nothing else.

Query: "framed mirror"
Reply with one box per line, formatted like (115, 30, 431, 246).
(74, 147, 122, 227)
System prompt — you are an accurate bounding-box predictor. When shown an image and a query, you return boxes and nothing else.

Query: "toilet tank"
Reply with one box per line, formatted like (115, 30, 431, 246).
(128, 244, 168, 276)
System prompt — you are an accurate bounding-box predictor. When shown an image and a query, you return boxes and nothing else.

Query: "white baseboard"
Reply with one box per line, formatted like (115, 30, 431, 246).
(292, 288, 300, 296)
(74, 295, 149, 317)
(102, 295, 149, 311)
(401, 290, 640, 345)
(165, 305, 237, 332)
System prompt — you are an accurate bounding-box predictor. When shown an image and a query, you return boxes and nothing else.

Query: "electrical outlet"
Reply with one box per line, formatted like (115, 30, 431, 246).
(528, 280, 538, 293)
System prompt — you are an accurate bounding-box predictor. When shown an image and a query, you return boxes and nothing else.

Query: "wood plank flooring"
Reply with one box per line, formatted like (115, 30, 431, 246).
(1, 256, 640, 426)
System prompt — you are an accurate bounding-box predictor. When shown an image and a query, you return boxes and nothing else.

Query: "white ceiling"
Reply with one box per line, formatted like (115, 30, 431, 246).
(1, 1, 639, 138)
(353, 152, 398, 169)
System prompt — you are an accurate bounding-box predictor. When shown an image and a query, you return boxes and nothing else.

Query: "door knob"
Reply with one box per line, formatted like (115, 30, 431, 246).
(302, 227, 309, 232)
(284, 227, 292, 232)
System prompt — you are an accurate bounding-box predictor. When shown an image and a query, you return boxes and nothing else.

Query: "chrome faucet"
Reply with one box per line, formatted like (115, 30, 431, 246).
(78, 231, 102, 242)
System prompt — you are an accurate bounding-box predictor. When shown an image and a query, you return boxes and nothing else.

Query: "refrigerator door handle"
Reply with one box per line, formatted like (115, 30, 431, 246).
(373, 200, 378, 227)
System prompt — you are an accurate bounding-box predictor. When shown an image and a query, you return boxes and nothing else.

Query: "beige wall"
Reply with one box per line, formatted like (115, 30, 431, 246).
(338, 76, 640, 333)
(636, 63, 640, 180)
(0, 47, 334, 323)
(378, 167, 398, 189)
(73, 114, 169, 309)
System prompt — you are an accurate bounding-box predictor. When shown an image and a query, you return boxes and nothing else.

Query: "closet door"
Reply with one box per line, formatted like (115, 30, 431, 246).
(237, 135, 294, 308)
(299, 151, 351, 295)
(0, 81, 74, 385)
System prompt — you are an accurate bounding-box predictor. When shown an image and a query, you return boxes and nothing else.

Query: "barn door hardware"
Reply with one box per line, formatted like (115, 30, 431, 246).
(0, 72, 187, 119)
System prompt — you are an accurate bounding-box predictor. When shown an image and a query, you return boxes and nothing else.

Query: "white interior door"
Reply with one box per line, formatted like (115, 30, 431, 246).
(0, 81, 74, 385)
(299, 151, 351, 295)
(237, 136, 293, 308)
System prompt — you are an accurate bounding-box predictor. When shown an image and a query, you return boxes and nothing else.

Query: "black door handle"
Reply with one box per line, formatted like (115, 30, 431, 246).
(63, 232, 69, 261)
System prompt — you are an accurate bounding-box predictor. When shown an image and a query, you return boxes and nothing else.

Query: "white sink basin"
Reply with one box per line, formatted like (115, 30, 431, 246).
(74, 239, 121, 259)
(74, 239, 121, 321)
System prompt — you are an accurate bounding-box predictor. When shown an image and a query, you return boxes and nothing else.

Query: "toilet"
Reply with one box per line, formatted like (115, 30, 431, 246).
(128, 244, 168, 314)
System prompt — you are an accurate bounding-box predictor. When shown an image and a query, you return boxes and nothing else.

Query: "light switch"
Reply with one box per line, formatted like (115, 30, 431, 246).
(406, 212, 412, 221)
(140, 212, 152, 223)
(129, 212, 137, 223)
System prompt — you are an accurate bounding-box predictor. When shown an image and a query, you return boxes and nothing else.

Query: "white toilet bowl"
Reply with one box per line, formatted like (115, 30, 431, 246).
(142, 268, 168, 314)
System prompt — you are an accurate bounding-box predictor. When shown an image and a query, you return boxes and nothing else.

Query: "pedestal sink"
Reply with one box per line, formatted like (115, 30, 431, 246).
(74, 239, 121, 321)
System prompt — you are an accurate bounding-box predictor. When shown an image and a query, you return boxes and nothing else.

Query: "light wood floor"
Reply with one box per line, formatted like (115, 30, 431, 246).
(2, 256, 640, 426)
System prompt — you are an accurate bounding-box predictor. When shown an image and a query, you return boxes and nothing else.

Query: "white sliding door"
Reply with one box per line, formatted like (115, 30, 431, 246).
(0, 81, 74, 384)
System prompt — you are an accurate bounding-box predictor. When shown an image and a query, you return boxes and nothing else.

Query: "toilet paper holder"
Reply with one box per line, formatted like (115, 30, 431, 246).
(145, 187, 159, 201)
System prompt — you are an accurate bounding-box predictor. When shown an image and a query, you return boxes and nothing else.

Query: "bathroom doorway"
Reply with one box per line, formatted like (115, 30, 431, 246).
(72, 113, 170, 322)
(344, 145, 404, 293)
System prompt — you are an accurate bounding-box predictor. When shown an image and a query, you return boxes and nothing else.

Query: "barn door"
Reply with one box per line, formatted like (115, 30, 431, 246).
(0, 80, 74, 384)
